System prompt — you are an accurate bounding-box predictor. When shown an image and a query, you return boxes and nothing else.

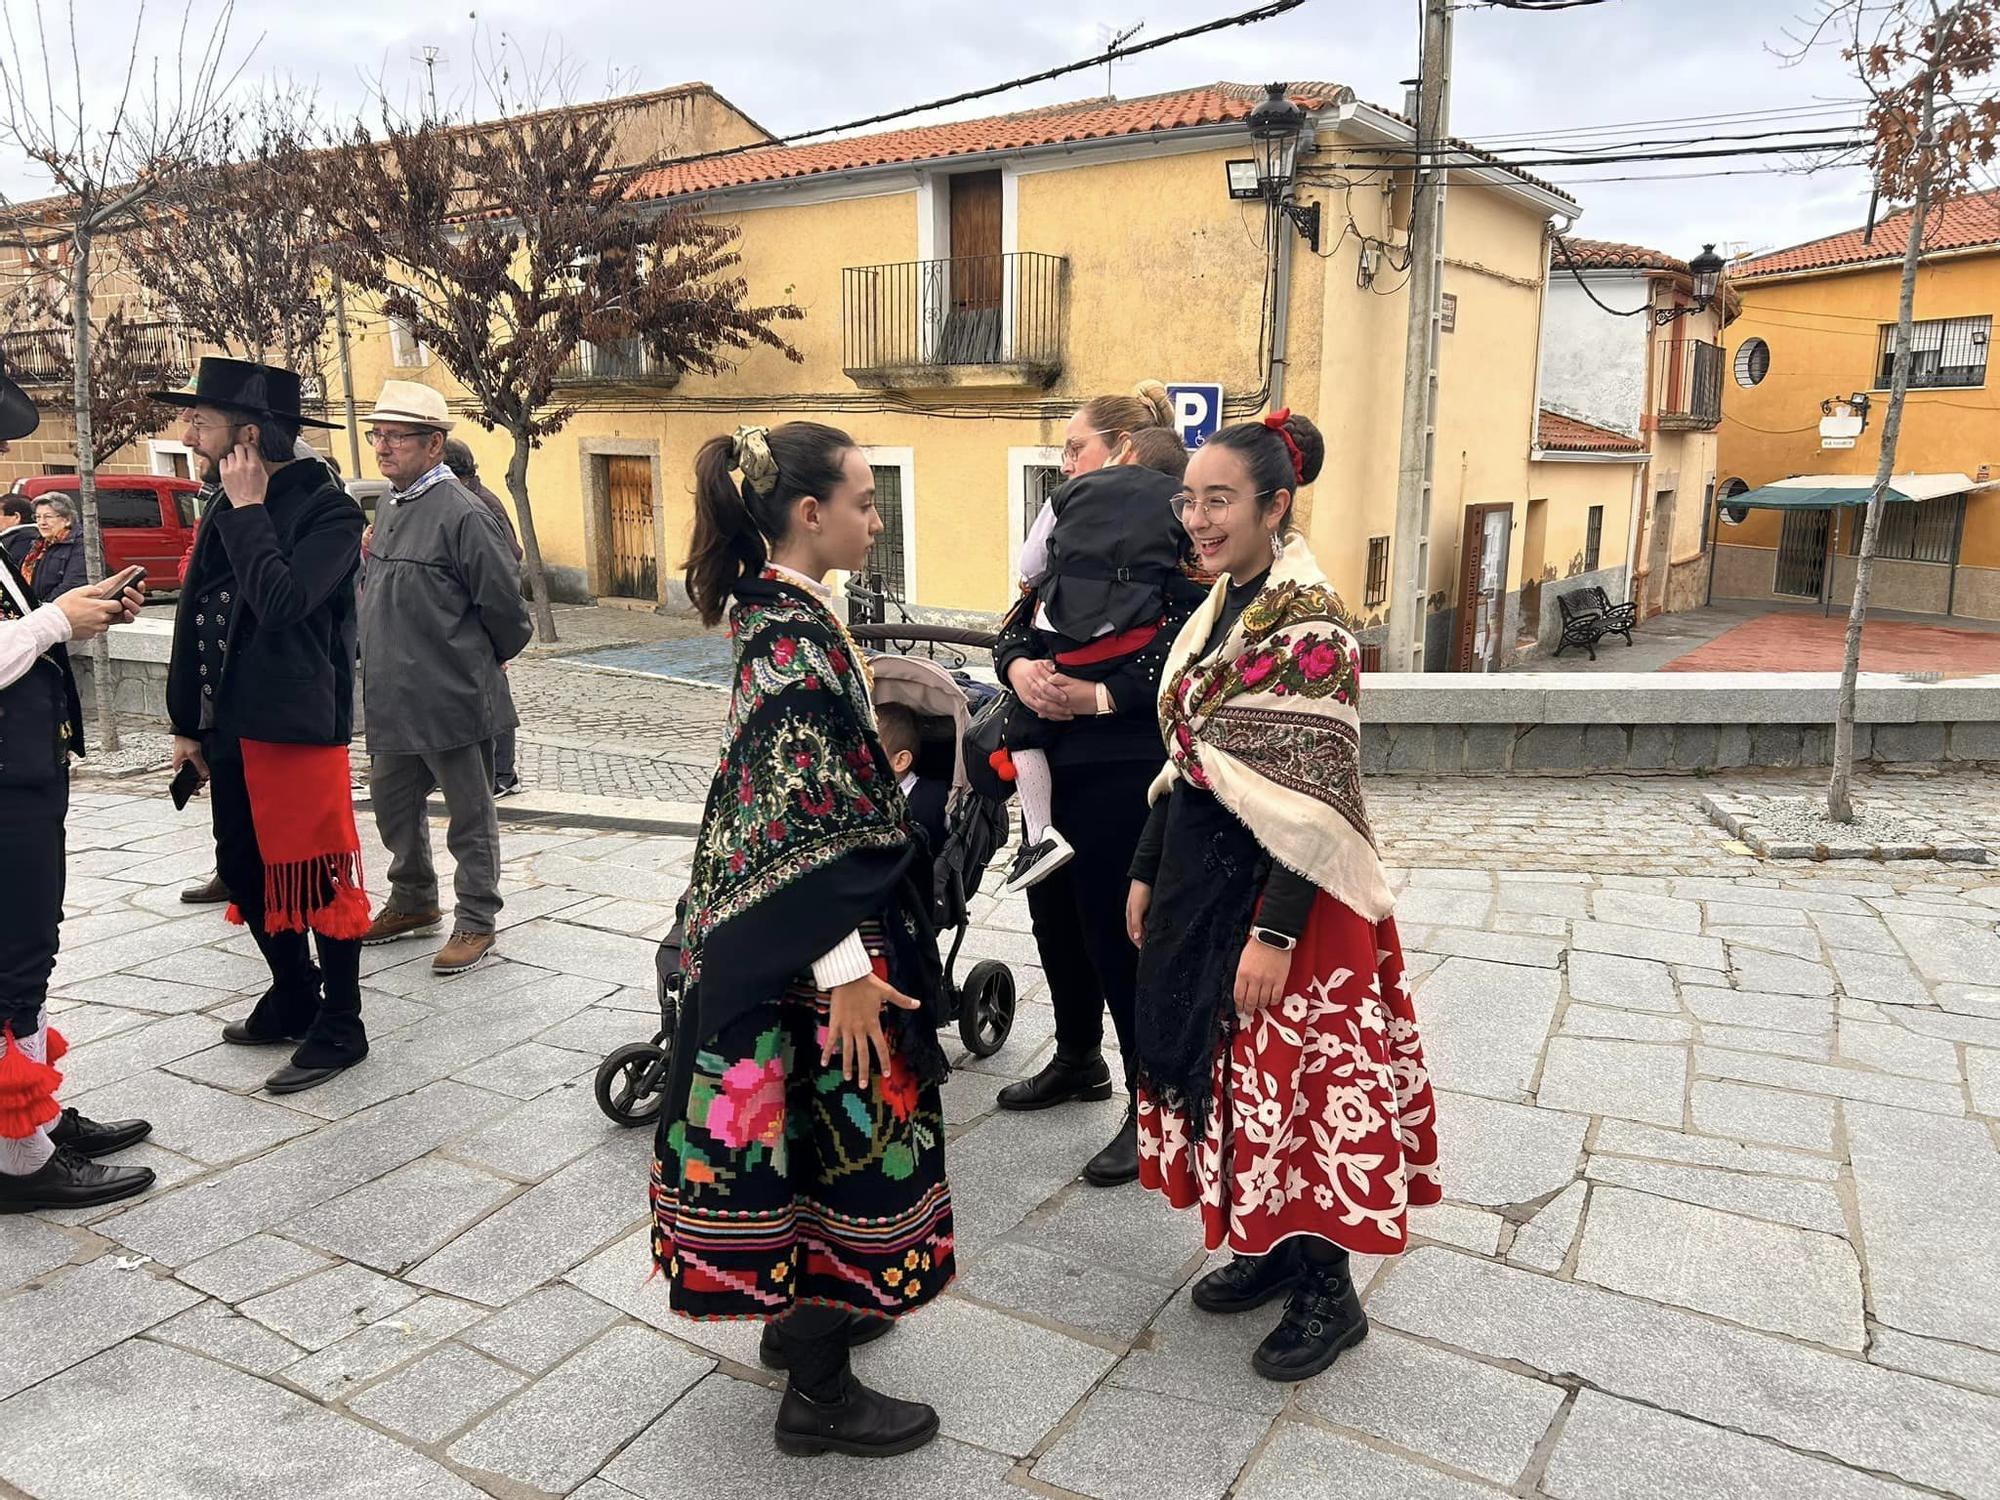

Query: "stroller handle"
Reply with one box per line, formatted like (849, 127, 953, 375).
(848, 623, 997, 650)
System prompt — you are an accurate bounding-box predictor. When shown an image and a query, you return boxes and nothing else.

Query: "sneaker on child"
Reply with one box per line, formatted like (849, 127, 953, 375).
(1003, 828, 1075, 895)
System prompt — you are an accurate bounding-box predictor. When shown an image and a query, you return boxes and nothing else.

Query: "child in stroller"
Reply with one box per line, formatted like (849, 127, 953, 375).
(594, 653, 1019, 1126)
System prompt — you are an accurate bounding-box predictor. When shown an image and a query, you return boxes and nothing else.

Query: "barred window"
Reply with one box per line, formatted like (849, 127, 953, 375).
(1584, 505, 1604, 572)
(867, 465, 908, 597)
(1876, 315, 1989, 389)
(1848, 492, 1964, 563)
(1364, 535, 1389, 606)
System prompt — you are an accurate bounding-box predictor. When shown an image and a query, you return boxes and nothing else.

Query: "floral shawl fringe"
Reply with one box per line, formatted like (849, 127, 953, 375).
(1150, 534, 1393, 923)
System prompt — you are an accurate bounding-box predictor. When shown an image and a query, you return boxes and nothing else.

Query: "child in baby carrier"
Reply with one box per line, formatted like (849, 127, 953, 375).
(1000, 430, 1192, 895)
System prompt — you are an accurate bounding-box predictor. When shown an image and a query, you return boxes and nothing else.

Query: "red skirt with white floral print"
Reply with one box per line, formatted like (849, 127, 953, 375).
(1138, 898, 1441, 1258)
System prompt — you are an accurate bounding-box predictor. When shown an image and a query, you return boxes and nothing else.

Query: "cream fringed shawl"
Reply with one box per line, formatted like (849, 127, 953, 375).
(1148, 534, 1393, 923)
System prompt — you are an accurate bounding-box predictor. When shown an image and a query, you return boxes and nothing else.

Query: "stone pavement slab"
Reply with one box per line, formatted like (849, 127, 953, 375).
(346, 1342, 527, 1446)
(1414, 958, 1564, 1100)
(1031, 1383, 1271, 1500)
(1535, 1037, 1688, 1126)
(284, 1157, 519, 1274)
(1430, 1090, 1587, 1207)
(1235, 1422, 1507, 1500)
(0, 1256, 203, 1401)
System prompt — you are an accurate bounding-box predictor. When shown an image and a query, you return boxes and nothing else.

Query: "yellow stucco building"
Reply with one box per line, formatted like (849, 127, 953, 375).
(1716, 192, 2000, 622)
(326, 80, 1583, 667)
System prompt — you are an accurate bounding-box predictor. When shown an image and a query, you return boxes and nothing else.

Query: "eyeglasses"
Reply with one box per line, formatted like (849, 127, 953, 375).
(182, 416, 243, 438)
(1171, 489, 1275, 523)
(1061, 429, 1113, 462)
(365, 428, 429, 448)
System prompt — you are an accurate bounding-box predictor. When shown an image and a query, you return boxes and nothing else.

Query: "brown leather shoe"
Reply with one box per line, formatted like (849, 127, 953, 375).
(180, 872, 230, 905)
(433, 930, 496, 974)
(362, 907, 443, 946)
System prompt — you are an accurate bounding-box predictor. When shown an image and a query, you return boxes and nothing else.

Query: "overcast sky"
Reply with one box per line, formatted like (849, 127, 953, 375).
(0, 0, 1877, 257)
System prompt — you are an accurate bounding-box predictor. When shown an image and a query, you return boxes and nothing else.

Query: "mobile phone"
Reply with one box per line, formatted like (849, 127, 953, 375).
(102, 564, 145, 596)
(169, 759, 203, 810)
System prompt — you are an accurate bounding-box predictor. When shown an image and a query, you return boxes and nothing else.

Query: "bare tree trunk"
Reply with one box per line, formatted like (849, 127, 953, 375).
(505, 428, 558, 643)
(69, 235, 121, 752)
(1828, 78, 1940, 823)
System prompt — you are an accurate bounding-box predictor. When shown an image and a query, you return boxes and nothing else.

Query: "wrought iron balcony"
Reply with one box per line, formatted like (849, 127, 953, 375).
(553, 332, 679, 387)
(842, 252, 1066, 390)
(1656, 337, 1723, 430)
(0, 319, 195, 386)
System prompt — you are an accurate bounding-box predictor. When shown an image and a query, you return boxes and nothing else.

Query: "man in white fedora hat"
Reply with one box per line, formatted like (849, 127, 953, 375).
(356, 380, 532, 974)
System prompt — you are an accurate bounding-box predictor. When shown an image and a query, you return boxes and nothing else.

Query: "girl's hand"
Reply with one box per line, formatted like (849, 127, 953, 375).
(823, 972, 922, 1087)
(1006, 657, 1072, 719)
(1233, 938, 1291, 1023)
(1126, 880, 1152, 948)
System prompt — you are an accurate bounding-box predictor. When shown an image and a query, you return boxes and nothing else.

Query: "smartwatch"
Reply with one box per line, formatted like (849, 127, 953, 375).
(1250, 926, 1297, 952)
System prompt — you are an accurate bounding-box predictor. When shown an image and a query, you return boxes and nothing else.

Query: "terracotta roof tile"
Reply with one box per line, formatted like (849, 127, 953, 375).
(1553, 237, 1687, 273)
(1537, 408, 1646, 453)
(1734, 188, 2000, 278)
(626, 82, 1573, 204)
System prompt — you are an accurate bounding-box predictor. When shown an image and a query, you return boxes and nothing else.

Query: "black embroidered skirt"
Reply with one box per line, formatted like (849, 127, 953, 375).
(650, 929, 955, 1322)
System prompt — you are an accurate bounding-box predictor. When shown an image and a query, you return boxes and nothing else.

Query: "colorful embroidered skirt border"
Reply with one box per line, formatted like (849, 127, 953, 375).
(651, 951, 955, 1322)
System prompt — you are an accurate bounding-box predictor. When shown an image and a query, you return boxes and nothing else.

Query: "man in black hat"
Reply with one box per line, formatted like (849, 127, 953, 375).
(157, 357, 373, 1095)
(0, 356, 157, 1212)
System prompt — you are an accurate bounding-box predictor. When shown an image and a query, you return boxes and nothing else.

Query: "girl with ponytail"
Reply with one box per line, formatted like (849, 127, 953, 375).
(659, 421, 954, 1460)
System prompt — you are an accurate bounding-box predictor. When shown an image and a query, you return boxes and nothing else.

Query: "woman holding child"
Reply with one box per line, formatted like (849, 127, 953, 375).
(991, 381, 1202, 1189)
(652, 422, 952, 1459)
(1130, 410, 1442, 1383)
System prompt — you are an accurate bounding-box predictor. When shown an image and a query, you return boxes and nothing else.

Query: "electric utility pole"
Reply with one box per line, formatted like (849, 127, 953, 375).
(1386, 0, 1453, 672)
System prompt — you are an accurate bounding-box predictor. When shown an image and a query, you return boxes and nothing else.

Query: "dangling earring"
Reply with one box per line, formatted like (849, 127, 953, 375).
(1269, 529, 1285, 560)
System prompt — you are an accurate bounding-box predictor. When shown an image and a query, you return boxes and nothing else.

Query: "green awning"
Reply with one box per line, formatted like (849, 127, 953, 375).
(1733, 483, 1917, 510)
(1730, 472, 1986, 509)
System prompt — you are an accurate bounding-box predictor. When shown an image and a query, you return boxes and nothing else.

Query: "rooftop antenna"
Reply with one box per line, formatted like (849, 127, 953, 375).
(1099, 21, 1145, 98)
(415, 45, 447, 119)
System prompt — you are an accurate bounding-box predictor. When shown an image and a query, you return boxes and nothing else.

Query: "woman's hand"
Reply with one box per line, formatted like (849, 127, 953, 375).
(1047, 673, 1102, 718)
(1233, 938, 1291, 1023)
(823, 972, 922, 1087)
(1126, 880, 1152, 948)
(1006, 657, 1073, 720)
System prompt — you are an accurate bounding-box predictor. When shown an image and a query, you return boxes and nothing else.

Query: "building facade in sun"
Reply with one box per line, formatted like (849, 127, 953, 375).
(1716, 191, 2000, 623)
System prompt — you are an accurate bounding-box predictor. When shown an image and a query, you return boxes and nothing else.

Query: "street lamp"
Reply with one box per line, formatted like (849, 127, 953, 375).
(1654, 243, 1726, 325)
(1239, 82, 1320, 253)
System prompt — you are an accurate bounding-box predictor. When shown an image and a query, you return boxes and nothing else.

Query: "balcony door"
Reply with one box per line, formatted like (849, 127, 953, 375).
(944, 170, 1003, 363)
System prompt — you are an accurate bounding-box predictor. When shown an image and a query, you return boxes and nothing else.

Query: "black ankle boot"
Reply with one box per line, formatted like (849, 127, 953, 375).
(223, 958, 321, 1045)
(1191, 1241, 1300, 1315)
(996, 1052, 1113, 1112)
(773, 1373, 940, 1458)
(1251, 1247, 1367, 1382)
(1082, 1102, 1139, 1187)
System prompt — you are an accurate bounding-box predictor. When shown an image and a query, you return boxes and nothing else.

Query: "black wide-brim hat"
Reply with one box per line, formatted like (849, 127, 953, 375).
(0, 358, 39, 443)
(149, 355, 340, 430)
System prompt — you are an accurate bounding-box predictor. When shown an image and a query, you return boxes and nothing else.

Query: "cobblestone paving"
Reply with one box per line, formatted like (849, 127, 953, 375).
(6, 773, 2000, 1498)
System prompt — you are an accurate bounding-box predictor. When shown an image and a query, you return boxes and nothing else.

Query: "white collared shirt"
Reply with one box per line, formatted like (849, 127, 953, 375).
(0, 565, 71, 692)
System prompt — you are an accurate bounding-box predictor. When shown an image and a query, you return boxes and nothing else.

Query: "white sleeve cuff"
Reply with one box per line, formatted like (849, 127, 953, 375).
(28, 601, 72, 650)
(811, 930, 874, 991)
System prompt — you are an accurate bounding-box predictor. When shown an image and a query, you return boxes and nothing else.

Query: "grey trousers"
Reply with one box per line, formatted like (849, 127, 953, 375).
(369, 741, 503, 934)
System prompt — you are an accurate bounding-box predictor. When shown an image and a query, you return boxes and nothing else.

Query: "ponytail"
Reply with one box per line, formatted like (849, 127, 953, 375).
(683, 420, 857, 626)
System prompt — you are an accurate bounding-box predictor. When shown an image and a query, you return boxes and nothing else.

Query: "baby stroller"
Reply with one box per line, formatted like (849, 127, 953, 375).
(593, 640, 1020, 1127)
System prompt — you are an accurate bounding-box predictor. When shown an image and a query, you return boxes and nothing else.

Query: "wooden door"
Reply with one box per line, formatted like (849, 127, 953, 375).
(1453, 503, 1513, 672)
(605, 455, 657, 600)
(949, 170, 1002, 309)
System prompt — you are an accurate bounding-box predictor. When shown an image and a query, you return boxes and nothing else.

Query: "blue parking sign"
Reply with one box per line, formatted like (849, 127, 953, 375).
(1167, 383, 1223, 450)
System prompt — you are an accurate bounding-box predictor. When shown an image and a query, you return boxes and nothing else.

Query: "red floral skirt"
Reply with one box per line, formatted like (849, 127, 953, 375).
(1138, 899, 1441, 1258)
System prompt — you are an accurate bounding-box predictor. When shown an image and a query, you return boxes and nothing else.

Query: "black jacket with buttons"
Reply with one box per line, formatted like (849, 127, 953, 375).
(0, 548, 85, 786)
(167, 459, 363, 746)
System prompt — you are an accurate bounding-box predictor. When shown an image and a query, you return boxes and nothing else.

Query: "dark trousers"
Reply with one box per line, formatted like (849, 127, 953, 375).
(1024, 756, 1157, 1092)
(208, 743, 366, 1067)
(0, 778, 66, 1036)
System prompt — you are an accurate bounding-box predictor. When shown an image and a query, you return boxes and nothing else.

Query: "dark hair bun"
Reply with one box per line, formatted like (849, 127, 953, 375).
(1284, 413, 1325, 486)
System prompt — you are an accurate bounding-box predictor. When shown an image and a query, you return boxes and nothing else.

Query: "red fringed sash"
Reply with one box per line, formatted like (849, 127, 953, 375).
(223, 740, 371, 940)
(0, 1023, 66, 1140)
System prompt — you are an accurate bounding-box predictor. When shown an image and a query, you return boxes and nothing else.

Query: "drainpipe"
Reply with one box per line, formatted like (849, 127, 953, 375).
(1267, 195, 1295, 410)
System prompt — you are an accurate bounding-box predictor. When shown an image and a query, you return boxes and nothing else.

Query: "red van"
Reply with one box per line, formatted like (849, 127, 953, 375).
(8, 474, 201, 592)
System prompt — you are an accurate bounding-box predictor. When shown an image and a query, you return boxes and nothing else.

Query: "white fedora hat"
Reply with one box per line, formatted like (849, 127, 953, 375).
(366, 380, 454, 433)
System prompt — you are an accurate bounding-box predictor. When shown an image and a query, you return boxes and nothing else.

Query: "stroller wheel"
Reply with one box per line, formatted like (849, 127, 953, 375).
(595, 1041, 669, 1127)
(958, 960, 1017, 1059)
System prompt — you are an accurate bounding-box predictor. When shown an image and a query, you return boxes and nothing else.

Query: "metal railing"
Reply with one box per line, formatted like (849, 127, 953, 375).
(1657, 338, 1723, 428)
(842, 252, 1066, 379)
(0, 319, 196, 385)
(554, 332, 677, 385)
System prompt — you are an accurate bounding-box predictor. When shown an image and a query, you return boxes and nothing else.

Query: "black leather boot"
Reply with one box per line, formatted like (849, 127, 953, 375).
(774, 1373, 940, 1458)
(223, 946, 321, 1046)
(996, 1051, 1113, 1112)
(0, 1148, 155, 1213)
(1191, 1240, 1301, 1314)
(1082, 1101, 1139, 1187)
(1251, 1244, 1367, 1382)
(47, 1107, 152, 1158)
(758, 1311, 893, 1370)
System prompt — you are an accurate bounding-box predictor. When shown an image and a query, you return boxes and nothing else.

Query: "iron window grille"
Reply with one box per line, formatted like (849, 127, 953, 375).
(867, 465, 909, 598)
(1364, 535, 1389, 606)
(1848, 493, 1965, 563)
(1876, 315, 1990, 389)
(1023, 464, 1063, 540)
(1584, 506, 1604, 572)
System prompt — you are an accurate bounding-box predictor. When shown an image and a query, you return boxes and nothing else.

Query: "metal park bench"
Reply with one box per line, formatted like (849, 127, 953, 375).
(1554, 586, 1637, 661)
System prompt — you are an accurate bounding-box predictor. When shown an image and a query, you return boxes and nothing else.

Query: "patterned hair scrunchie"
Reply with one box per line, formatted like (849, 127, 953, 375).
(731, 425, 779, 497)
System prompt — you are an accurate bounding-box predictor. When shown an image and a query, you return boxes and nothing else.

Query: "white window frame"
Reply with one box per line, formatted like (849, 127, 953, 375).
(389, 312, 431, 369)
(915, 164, 1020, 365)
(1006, 445, 1063, 586)
(147, 439, 195, 479)
(859, 445, 918, 605)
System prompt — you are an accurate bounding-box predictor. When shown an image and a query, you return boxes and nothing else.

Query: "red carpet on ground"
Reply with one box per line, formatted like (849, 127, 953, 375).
(1662, 613, 2000, 675)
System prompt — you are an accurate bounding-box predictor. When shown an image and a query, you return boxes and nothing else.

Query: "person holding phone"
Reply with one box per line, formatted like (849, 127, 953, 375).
(154, 358, 372, 1097)
(0, 359, 157, 1212)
